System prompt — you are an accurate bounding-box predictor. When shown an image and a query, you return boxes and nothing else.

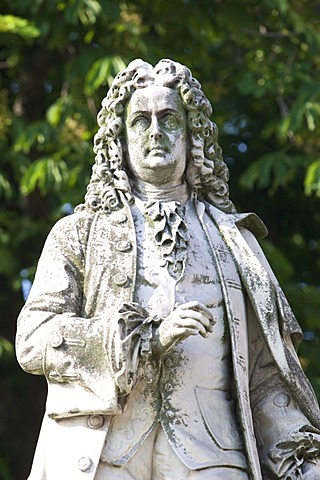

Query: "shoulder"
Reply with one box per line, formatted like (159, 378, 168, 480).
(48, 206, 134, 251)
(43, 210, 99, 258)
(49, 209, 108, 243)
(203, 201, 268, 240)
(52, 209, 95, 233)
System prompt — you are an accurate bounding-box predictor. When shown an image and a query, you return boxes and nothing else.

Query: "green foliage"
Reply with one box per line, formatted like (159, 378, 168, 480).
(0, 457, 12, 480)
(1, 0, 320, 477)
(84, 55, 127, 95)
(0, 336, 14, 362)
(259, 239, 294, 284)
(0, 14, 40, 38)
(20, 157, 70, 195)
(240, 151, 310, 192)
(305, 159, 320, 196)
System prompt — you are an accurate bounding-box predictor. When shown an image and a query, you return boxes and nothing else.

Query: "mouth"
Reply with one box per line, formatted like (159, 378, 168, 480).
(148, 146, 167, 155)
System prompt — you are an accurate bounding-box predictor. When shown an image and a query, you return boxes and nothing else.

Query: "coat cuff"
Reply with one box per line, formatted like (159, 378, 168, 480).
(267, 426, 320, 479)
(110, 302, 162, 394)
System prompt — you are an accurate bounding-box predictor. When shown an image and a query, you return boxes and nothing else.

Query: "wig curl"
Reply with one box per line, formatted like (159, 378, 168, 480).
(76, 59, 235, 213)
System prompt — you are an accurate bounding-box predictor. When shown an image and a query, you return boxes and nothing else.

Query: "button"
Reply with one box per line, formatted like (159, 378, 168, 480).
(164, 354, 179, 367)
(50, 333, 63, 348)
(112, 212, 127, 224)
(164, 382, 173, 393)
(78, 456, 92, 472)
(87, 415, 104, 429)
(166, 410, 175, 419)
(164, 357, 174, 367)
(113, 273, 128, 286)
(274, 393, 290, 408)
(116, 240, 132, 252)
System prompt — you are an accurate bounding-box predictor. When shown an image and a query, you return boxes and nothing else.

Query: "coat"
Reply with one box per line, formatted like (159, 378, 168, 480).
(16, 197, 320, 480)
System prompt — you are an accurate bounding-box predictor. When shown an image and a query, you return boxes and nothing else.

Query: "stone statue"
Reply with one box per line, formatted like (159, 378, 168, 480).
(16, 59, 320, 480)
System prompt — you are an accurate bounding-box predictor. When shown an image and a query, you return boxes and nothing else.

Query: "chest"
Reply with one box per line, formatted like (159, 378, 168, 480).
(132, 201, 228, 365)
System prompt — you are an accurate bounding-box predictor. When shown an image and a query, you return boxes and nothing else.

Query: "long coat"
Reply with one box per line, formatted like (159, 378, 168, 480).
(16, 198, 320, 480)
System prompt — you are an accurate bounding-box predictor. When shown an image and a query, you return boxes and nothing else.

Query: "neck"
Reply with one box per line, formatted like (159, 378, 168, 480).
(132, 179, 189, 203)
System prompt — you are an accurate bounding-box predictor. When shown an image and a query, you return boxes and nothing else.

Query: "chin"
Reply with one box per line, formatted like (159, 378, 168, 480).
(144, 155, 178, 169)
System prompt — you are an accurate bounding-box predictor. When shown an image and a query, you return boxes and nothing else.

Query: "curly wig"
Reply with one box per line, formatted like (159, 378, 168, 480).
(76, 59, 235, 213)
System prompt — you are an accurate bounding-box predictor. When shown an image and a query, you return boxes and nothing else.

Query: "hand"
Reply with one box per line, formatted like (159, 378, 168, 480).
(156, 301, 215, 354)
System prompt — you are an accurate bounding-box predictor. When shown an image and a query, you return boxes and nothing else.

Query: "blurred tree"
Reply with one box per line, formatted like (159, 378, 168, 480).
(0, 0, 319, 478)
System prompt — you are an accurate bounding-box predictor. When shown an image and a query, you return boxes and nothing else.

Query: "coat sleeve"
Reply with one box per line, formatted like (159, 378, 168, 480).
(16, 210, 160, 418)
(16, 213, 90, 374)
(239, 226, 320, 479)
(239, 225, 303, 346)
(15, 213, 121, 417)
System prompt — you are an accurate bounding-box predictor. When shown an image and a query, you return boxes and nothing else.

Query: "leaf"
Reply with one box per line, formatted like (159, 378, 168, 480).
(0, 173, 12, 198)
(20, 157, 69, 195)
(13, 121, 54, 154)
(239, 151, 310, 192)
(85, 57, 111, 95)
(304, 159, 320, 196)
(0, 336, 14, 361)
(286, 85, 320, 133)
(46, 101, 63, 126)
(84, 55, 126, 95)
(288, 10, 305, 33)
(277, 116, 291, 144)
(78, 0, 102, 25)
(0, 14, 40, 39)
(304, 102, 320, 132)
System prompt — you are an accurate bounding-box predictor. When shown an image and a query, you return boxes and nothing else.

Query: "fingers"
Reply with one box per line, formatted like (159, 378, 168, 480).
(158, 302, 216, 353)
(177, 301, 215, 324)
(175, 302, 215, 327)
(171, 302, 215, 338)
(177, 311, 214, 336)
(173, 317, 208, 337)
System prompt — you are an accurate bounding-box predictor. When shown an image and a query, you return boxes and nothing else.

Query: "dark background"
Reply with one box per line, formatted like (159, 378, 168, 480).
(1, 1, 320, 478)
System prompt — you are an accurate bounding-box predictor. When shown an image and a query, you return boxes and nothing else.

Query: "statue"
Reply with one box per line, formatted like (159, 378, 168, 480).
(16, 59, 320, 480)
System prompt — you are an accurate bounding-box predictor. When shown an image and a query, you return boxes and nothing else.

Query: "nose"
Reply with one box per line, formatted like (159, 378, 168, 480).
(150, 117, 163, 140)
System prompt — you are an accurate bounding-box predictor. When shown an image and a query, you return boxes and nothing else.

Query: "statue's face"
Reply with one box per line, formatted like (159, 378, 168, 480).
(124, 85, 188, 187)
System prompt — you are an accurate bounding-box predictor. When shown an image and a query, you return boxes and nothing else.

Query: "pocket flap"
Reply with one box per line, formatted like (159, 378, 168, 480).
(195, 387, 243, 450)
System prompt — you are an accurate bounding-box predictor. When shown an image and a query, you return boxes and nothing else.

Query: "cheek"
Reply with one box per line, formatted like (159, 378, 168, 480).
(127, 131, 140, 144)
(126, 133, 144, 156)
(172, 131, 187, 152)
(167, 127, 185, 142)
(128, 129, 148, 147)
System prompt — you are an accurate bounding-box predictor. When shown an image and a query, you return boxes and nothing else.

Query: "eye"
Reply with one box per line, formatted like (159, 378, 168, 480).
(132, 115, 150, 129)
(161, 113, 179, 129)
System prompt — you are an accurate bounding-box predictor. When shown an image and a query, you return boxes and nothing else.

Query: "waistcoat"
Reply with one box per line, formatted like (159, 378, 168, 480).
(102, 199, 247, 471)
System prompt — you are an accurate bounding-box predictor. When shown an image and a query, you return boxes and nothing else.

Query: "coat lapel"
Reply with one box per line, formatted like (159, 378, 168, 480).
(205, 203, 291, 376)
(205, 202, 320, 429)
(197, 201, 262, 480)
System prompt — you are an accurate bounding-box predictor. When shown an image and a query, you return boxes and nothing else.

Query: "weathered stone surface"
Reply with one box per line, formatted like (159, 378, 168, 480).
(16, 59, 320, 479)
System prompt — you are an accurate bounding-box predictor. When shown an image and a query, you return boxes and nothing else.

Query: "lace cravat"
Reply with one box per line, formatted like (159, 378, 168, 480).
(144, 200, 190, 281)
